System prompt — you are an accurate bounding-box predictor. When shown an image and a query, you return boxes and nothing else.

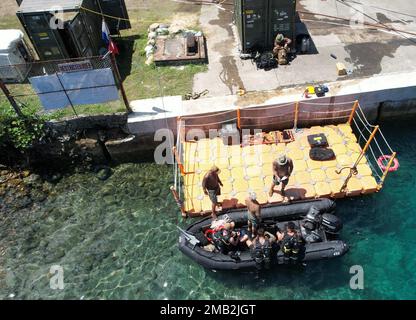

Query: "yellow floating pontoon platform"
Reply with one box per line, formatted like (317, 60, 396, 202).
(172, 101, 397, 217)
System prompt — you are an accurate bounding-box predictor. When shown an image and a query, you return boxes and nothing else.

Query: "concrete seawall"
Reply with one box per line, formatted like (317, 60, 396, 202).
(3, 71, 415, 168)
(127, 71, 416, 150)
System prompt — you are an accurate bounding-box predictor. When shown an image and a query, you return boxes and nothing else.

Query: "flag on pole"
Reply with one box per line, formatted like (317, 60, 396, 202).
(102, 19, 119, 55)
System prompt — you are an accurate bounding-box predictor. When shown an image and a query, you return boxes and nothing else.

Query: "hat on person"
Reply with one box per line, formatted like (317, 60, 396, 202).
(210, 165, 221, 174)
(275, 34, 284, 42)
(277, 154, 288, 166)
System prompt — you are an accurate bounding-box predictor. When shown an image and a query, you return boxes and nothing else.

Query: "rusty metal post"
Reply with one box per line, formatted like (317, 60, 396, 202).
(0, 79, 24, 117)
(377, 152, 397, 190)
(294, 101, 299, 130)
(348, 100, 359, 125)
(339, 125, 379, 192)
(170, 186, 187, 218)
(361, 125, 379, 155)
(237, 107, 241, 130)
(110, 53, 133, 113)
(177, 116, 185, 143)
(172, 146, 186, 175)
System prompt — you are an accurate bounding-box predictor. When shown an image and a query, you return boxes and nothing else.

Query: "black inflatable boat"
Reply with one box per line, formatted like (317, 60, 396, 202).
(178, 199, 348, 271)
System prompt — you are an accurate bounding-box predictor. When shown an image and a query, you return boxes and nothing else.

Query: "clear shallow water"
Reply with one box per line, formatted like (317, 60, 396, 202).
(0, 119, 415, 300)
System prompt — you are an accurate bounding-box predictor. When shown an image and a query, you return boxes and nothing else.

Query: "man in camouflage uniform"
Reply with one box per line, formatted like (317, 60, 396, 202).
(273, 33, 292, 65)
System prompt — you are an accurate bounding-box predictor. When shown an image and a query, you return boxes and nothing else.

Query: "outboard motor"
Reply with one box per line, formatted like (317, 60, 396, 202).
(303, 206, 322, 231)
(301, 206, 323, 243)
(321, 213, 343, 234)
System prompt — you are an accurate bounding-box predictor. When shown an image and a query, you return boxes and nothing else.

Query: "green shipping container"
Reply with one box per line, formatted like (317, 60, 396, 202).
(234, 0, 297, 53)
(16, 0, 130, 61)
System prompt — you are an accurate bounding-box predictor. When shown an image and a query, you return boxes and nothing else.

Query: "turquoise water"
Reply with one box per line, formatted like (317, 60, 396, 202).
(0, 119, 415, 300)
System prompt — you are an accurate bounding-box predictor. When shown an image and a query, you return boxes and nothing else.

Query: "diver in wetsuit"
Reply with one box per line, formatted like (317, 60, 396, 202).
(212, 228, 238, 255)
(246, 227, 276, 270)
(277, 222, 302, 264)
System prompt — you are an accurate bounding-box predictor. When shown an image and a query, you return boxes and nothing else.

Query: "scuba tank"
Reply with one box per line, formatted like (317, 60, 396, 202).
(253, 238, 272, 270)
(212, 229, 231, 254)
(282, 232, 301, 264)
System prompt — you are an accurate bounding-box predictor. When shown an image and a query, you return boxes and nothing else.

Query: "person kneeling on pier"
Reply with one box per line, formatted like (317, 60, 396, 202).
(276, 222, 302, 264)
(273, 33, 292, 65)
(246, 227, 276, 270)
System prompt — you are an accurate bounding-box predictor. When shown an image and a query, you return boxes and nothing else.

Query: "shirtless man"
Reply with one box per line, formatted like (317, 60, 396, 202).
(202, 166, 223, 219)
(269, 154, 294, 201)
(245, 192, 261, 236)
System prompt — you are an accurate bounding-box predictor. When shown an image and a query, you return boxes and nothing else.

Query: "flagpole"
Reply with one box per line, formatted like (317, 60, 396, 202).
(102, 18, 132, 114)
(110, 52, 132, 113)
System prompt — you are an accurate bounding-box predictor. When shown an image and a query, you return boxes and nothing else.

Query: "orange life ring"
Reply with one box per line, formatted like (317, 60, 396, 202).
(377, 155, 399, 172)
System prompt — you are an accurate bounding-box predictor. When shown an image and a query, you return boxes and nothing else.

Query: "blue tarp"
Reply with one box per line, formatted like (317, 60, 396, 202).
(29, 68, 119, 110)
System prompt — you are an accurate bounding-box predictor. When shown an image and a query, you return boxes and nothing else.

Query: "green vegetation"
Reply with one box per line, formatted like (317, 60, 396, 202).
(0, 102, 48, 150)
(0, 4, 207, 121)
(117, 7, 208, 101)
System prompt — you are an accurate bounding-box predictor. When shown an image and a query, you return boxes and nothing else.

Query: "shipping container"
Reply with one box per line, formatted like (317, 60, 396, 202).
(234, 0, 297, 53)
(0, 29, 34, 83)
(99, 0, 131, 33)
(16, 0, 130, 61)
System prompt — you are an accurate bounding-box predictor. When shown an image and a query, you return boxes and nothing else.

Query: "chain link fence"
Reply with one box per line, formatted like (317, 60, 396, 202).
(0, 55, 126, 117)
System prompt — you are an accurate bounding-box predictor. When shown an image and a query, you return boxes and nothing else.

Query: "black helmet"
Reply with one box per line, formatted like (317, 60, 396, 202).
(287, 222, 296, 231)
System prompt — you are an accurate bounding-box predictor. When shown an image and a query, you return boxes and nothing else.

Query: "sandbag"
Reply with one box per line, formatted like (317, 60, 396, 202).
(309, 147, 335, 161)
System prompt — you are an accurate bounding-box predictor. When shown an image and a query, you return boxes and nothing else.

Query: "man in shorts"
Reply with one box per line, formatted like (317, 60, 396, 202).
(269, 154, 294, 202)
(245, 192, 261, 236)
(202, 165, 223, 220)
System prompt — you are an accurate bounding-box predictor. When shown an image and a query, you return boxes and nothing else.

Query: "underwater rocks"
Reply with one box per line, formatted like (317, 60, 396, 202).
(0, 170, 52, 214)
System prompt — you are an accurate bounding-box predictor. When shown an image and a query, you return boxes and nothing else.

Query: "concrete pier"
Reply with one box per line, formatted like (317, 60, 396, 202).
(128, 70, 416, 138)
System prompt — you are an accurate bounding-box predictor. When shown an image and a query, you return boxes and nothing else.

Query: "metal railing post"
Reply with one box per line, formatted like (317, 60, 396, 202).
(339, 125, 379, 192)
(0, 79, 24, 117)
(170, 186, 187, 218)
(237, 107, 241, 130)
(348, 100, 359, 125)
(377, 152, 397, 190)
(110, 53, 133, 114)
(294, 101, 299, 130)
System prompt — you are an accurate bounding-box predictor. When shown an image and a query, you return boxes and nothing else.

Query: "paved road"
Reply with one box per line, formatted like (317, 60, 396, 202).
(193, 0, 416, 97)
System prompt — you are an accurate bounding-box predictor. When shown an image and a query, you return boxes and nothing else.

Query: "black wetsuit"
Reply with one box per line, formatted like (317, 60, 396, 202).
(281, 232, 301, 264)
(251, 238, 272, 270)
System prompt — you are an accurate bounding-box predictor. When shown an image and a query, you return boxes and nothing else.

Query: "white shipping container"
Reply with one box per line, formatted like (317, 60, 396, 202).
(0, 29, 33, 83)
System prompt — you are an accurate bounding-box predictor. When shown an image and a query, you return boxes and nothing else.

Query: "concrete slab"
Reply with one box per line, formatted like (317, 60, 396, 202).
(192, 0, 416, 96)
